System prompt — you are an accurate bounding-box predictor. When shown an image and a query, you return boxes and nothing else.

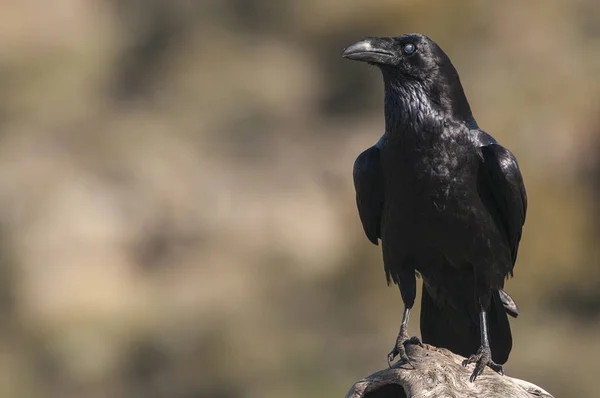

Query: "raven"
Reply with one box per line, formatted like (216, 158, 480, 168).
(342, 33, 527, 381)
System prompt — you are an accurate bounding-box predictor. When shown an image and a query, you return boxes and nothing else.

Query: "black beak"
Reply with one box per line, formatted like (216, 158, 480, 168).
(342, 37, 395, 65)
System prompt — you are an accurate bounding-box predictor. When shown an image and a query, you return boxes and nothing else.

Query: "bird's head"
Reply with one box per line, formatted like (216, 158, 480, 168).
(342, 33, 474, 125)
(342, 34, 444, 78)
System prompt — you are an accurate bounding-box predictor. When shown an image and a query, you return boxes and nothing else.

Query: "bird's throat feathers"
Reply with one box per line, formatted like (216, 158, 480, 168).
(384, 79, 438, 133)
(382, 74, 476, 135)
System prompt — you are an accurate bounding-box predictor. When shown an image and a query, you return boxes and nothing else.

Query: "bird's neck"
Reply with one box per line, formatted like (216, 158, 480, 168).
(383, 78, 477, 135)
(383, 80, 437, 134)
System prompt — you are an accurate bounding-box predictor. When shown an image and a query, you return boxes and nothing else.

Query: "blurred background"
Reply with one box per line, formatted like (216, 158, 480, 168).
(0, 0, 598, 397)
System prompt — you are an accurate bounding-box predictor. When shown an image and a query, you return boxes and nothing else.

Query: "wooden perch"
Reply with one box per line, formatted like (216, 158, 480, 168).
(345, 344, 553, 398)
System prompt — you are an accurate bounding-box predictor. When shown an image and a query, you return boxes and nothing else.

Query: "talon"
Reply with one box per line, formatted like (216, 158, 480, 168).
(387, 350, 396, 368)
(406, 336, 423, 347)
(489, 363, 504, 375)
(462, 354, 477, 367)
(463, 346, 503, 382)
(387, 331, 421, 368)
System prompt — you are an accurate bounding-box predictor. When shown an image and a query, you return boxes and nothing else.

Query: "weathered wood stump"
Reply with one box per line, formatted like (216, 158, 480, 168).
(345, 344, 553, 398)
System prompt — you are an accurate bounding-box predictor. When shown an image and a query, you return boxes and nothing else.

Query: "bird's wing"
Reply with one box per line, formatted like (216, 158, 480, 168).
(353, 143, 384, 245)
(478, 143, 528, 273)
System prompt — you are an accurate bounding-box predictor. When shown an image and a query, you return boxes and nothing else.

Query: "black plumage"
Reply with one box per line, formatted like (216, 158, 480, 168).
(343, 33, 527, 381)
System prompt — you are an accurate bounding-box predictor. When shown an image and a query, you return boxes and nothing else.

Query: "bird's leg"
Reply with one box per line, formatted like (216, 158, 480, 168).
(387, 271, 422, 367)
(387, 305, 423, 367)
(462, 304, 504, 381)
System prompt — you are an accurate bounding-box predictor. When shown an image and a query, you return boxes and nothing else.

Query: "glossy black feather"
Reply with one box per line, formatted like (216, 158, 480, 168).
(353, 144, 384, 245)
(345, 33, 528, 365)
(479, 143, 528, 271)
(498, 288, 520, 318)
(421, 285, 512, 363)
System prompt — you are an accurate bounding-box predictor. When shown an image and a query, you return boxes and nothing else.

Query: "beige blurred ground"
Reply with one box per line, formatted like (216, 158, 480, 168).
(0, 1, 598, 397)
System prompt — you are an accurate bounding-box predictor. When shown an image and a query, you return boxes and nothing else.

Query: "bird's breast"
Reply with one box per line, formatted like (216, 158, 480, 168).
(382, 138, 478, 209)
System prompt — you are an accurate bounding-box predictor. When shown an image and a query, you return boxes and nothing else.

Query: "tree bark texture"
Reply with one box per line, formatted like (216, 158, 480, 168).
(345, 344, 553, 398)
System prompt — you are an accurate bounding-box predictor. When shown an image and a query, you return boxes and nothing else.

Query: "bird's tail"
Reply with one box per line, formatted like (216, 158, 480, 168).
(420, 284, 513, 364)
(498, 288, 519, 318)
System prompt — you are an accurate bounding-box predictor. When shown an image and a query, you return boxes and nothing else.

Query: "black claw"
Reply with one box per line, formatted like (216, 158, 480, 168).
(406, 336, 423, 347)
(387, 350, 396, 368)
(387, 331, 422, 368)
(471, 362, 486, 382)
(462, 346, 503, 382)
(462, 354, 477, 367)
(489, 363, 504, 375)
(388, 349, 415, 369)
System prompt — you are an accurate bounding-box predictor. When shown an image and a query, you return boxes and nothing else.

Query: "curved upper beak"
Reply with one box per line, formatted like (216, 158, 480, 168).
(342, 37, 395, 64)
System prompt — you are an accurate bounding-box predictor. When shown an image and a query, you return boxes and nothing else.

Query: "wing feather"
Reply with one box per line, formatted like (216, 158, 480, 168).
(353, 145, 384, 245)
(479, 143, 527, 274)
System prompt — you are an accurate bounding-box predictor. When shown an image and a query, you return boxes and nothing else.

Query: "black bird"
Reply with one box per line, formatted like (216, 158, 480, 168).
(342, 33, 527, 381)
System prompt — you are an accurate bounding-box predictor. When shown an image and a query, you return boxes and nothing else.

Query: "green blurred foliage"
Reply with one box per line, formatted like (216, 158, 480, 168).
(0, 0, 598, 397)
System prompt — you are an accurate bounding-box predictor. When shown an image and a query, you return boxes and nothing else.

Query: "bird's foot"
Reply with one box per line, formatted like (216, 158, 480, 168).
(387, 329, 423, 368)
(462, 345, 504, 382)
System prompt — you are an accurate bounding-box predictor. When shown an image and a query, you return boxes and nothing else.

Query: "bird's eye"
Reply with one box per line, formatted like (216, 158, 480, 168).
(403, 43, 416, 55)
